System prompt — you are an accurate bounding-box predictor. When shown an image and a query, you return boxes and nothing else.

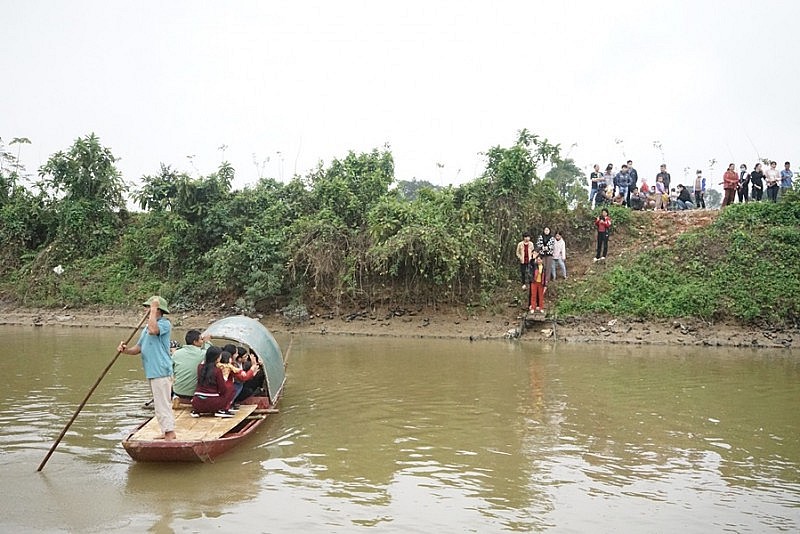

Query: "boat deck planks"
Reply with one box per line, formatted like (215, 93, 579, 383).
(129, 404, 258, 441)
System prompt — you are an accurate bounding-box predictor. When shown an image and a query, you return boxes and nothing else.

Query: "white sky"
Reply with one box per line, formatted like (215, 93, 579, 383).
(2, 0, 799, 195)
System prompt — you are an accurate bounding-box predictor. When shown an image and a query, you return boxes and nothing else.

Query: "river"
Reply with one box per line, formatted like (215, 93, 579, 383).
(1, 325, 798, 532)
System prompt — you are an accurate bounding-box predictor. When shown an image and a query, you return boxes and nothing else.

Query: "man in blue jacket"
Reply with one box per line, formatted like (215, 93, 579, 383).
(614, 165, 631, 206)
(118, 296, 175, 440)
(780, 161, 794, 198)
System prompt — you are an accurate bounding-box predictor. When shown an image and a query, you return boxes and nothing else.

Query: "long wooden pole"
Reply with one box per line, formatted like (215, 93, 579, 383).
(37, 311, 148, 472)
(282, 336, 294, 368)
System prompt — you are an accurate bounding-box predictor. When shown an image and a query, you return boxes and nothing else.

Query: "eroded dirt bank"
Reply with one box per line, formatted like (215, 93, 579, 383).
(0, 305, 795, 349)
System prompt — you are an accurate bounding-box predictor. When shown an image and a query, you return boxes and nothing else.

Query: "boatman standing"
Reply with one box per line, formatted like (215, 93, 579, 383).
(118, 296, 176, 441)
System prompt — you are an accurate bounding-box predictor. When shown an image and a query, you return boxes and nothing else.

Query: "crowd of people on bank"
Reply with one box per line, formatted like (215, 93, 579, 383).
(589, 159, 795, 211)
(515, 212, 613, 312)
(516, 228, 568, 312)
(117, 296, 267, 440)
(515, 158, 794, 315)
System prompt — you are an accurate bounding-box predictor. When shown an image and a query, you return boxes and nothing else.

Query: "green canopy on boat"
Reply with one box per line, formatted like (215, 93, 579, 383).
(202, 316, 285, 400)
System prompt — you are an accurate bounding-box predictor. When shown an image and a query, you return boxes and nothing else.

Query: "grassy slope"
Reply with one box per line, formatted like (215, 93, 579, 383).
(554, 202, 800, 327)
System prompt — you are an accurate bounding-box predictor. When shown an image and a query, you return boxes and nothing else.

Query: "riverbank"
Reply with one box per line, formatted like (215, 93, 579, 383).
(1, 305, 795, 349)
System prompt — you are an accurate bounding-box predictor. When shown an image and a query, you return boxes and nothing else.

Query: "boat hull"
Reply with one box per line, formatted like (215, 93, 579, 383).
(122, 416, 265, 462)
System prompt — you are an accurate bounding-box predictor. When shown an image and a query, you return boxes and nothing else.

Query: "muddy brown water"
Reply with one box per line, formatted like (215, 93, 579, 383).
(1, 326, 798, 532)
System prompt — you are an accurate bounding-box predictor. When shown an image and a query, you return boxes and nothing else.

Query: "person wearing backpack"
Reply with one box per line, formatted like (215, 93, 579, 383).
(693, 170, 706, 209)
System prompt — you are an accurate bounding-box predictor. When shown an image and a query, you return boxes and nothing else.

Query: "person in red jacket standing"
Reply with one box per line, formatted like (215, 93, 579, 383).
(720, 163, 738, 208)
(529, 255, 548, 312)
(594, 208, 612, 262)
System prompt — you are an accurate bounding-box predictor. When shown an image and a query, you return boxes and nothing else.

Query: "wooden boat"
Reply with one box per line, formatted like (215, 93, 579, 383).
(122, 316, 286, 462)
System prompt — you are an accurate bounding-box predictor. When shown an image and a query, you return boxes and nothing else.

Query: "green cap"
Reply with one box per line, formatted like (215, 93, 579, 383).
(142, 295, 170, 314)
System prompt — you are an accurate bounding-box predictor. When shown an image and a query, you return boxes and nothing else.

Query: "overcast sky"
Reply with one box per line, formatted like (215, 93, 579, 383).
(2, 0, 798, 195)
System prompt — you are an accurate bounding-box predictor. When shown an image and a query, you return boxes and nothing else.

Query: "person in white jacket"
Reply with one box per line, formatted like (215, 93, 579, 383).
(551, 232, 567, 280)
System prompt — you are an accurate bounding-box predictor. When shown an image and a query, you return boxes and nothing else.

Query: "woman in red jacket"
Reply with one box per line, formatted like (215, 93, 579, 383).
(594, 208, 612, 261)
(191, 346, 235, 418)
(720, 163, 738, 208)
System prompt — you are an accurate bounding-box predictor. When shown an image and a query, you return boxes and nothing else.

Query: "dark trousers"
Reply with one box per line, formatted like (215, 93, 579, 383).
(752, 186, 763, 201)
(520, 262, 531, 284)
(542, 256, 553, 281)
(722, 188, 736, 207)
(596, 231, 609, 259)
(626, 182, 636, 207)
(694, 191, 705, 208)
(737, 186, 749, 203)
(767, 185, 779, 202)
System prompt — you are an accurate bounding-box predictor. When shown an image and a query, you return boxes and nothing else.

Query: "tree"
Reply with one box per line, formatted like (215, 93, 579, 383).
(133, 164, 182, 212)
(306, 146, 395, 229)
(705, 188, 722, 209)
(365, 186, 497, 302)
(545, 158, 586, 207)
(482, 129, 559, 198)
(135, 161, 232, 223)
(0, 137, 31, 204)
(9, 137, 31, 174)
(39, 134, 125, 211)
(0, 185, 50, 273)
(285, 147, 395, 307)
(37, 133, 126, 259)
(0, 139, 16, 204)
(395, 178, 439, 200)
(477, 129, 562, 265)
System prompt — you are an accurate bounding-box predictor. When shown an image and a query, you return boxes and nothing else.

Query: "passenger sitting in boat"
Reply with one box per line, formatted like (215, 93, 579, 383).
(223, 344, 245, 404)
(233, 346, 250, 403)
(217, 350, 236, 381)
(218, 349, 260, 412)
(172, 330, 212, 401)
(191, 346, 236, 418)
(235, 346, 249, 368)
(236, 349, 267, 402)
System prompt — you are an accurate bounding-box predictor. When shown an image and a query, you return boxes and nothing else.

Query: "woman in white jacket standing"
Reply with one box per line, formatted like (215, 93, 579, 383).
(551, 231, 567, 280)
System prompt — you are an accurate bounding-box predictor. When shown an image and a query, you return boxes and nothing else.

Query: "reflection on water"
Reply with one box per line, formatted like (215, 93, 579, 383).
(0, 326, 798, 532)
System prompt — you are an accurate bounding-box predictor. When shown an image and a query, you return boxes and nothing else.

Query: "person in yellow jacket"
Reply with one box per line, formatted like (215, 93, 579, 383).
(515, 232, 536, 290)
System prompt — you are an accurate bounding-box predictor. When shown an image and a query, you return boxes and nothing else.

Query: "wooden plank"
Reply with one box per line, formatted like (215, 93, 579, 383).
(129, 404, 257, 441)
(525, 310, 548, 322)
